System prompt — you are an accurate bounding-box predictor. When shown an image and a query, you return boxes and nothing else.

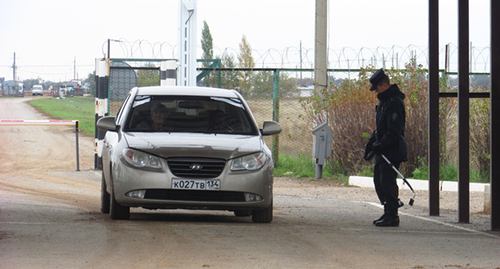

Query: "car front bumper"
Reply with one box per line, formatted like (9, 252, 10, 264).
(112, 159, 273, 211)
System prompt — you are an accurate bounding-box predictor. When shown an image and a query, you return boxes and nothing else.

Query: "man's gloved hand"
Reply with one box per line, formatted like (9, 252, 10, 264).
(364, 132, 377, 161)
(364, 149, 375, 161)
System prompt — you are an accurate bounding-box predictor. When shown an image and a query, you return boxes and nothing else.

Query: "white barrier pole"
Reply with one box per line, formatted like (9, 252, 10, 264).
(0, 119, 80, 171)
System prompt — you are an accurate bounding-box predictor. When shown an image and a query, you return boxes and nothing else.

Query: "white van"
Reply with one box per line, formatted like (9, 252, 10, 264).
(32, 85, 43, 96)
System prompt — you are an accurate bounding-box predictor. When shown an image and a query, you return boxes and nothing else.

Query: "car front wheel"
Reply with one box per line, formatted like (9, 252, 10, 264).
(251, 201, 273, 223)
(100, 173, 110, 214)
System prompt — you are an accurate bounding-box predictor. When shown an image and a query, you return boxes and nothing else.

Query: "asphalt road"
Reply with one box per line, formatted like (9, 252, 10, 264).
(0, 97, 499, 269)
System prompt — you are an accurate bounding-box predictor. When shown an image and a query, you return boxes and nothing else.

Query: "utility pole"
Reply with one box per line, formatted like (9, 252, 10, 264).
(74, 57, 77, 80)
(12, 52, 16, 81)
(314, 0, 328, 97)
(300, 41, 303, 83)
(314, 0, 329, 179)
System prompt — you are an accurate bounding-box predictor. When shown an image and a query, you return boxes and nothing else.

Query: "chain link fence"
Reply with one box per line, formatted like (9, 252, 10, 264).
(106, 60, 339, 159)
(245, 94, 312, 157)
(105, 60, 492, 170)
(102, 41, 492, 161)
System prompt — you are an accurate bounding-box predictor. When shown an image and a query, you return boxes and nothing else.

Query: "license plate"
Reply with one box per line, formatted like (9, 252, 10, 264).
(172, 179, 220, 190)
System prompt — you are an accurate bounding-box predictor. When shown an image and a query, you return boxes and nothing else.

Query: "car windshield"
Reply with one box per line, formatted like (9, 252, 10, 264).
(123, 95, 258, 135)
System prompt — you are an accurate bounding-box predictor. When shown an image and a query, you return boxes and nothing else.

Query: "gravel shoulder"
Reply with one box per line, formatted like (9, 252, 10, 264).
(274, 176, 493, 233)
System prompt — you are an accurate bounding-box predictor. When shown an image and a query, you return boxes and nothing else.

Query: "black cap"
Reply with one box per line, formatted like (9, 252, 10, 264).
(369, 69, 386, 91)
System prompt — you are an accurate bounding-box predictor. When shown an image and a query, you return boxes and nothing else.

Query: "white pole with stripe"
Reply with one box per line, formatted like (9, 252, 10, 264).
(178, 0, 197, 86)
(95, 58, 109, 169)
(160, 61, 177, 86)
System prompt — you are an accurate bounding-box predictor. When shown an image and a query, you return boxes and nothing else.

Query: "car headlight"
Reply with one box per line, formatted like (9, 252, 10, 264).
(231, 152, 268, 171)
(122, 148, 161, 169)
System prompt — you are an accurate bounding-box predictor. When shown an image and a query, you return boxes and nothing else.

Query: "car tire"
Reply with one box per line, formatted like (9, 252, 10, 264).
(100, 173, 110, 214)
(251, 201, 273, 223)
(109, 176, 130, 220)
(234, 210, 252, 217)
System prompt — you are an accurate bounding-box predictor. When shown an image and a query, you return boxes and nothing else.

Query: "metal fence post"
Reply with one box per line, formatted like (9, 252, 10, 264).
(75, 120, 80, 172)
(458, 0, 470, 223)
(491, 0, 500, 231)
(428, 0, 440, 216)
(272, 70, 280, 167)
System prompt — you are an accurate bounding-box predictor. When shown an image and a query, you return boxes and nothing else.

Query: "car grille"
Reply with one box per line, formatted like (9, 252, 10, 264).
(167, 158, 226, 178)
(145, 189, 245, 202)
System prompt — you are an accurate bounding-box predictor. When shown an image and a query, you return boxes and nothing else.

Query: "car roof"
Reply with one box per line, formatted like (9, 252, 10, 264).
(134, 86, 241, 98)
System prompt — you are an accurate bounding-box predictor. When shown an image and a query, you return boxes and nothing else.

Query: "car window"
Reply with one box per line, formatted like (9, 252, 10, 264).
(115, 94, 131, 124)
(123, 95, 258, 135)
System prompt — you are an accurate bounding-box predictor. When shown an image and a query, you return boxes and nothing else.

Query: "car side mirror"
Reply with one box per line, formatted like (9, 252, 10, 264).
(97, 116, 118, 132)
(261, 121, 282, 136)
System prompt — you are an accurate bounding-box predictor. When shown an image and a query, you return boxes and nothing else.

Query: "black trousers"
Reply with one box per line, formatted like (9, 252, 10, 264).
(373, 155, 400, 209)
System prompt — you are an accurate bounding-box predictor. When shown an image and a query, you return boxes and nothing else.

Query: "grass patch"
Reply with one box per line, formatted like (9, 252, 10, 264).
(275, 154, 349, 184)
(29, 97, 95, 135)
(275, 154, 316, 178)
(411, 159, 488, 183)
(357, 164, 375, 177)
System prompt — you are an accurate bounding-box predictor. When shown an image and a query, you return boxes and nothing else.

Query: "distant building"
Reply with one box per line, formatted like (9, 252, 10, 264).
(2, 80, 24, 96)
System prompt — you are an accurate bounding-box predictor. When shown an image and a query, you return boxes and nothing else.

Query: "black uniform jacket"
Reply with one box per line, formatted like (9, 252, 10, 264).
(374, 84, 408, 162)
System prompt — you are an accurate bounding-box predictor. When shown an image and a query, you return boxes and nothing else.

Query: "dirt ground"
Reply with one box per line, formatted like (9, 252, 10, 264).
(1, 96, 498, 269)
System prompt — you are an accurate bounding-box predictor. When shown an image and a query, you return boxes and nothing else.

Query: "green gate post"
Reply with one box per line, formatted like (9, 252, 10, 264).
(272, 70, 280, 167)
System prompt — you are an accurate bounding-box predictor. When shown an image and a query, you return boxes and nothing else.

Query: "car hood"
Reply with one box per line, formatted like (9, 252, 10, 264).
(123, 132, 264, 160)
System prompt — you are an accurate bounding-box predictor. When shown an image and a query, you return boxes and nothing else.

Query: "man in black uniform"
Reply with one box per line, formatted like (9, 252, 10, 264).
(364, 69, 408, 227)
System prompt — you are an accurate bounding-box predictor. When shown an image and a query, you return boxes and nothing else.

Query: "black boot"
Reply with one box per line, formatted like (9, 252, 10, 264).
(373, 206, 387, 225)
(375, 207, 399, 227)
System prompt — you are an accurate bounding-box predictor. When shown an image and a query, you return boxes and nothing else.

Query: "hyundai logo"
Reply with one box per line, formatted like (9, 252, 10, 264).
(190, 164, 203, 170)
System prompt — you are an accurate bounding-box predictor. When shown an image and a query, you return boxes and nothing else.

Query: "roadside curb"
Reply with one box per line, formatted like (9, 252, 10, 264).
(348, 176, 489, 192)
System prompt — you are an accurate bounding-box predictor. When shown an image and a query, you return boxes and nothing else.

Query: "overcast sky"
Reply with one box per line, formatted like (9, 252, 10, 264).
(0, 0, 491, 82)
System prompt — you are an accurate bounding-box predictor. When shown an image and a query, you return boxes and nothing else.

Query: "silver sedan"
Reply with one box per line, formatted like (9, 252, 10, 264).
(97, 86, 281, 223)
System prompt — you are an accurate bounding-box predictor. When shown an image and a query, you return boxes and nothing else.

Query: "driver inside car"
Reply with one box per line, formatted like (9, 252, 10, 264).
(137, 103, 169, 131)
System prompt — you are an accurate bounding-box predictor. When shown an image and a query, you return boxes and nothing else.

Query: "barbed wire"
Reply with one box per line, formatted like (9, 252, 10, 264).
(104, 39, 491, 73)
